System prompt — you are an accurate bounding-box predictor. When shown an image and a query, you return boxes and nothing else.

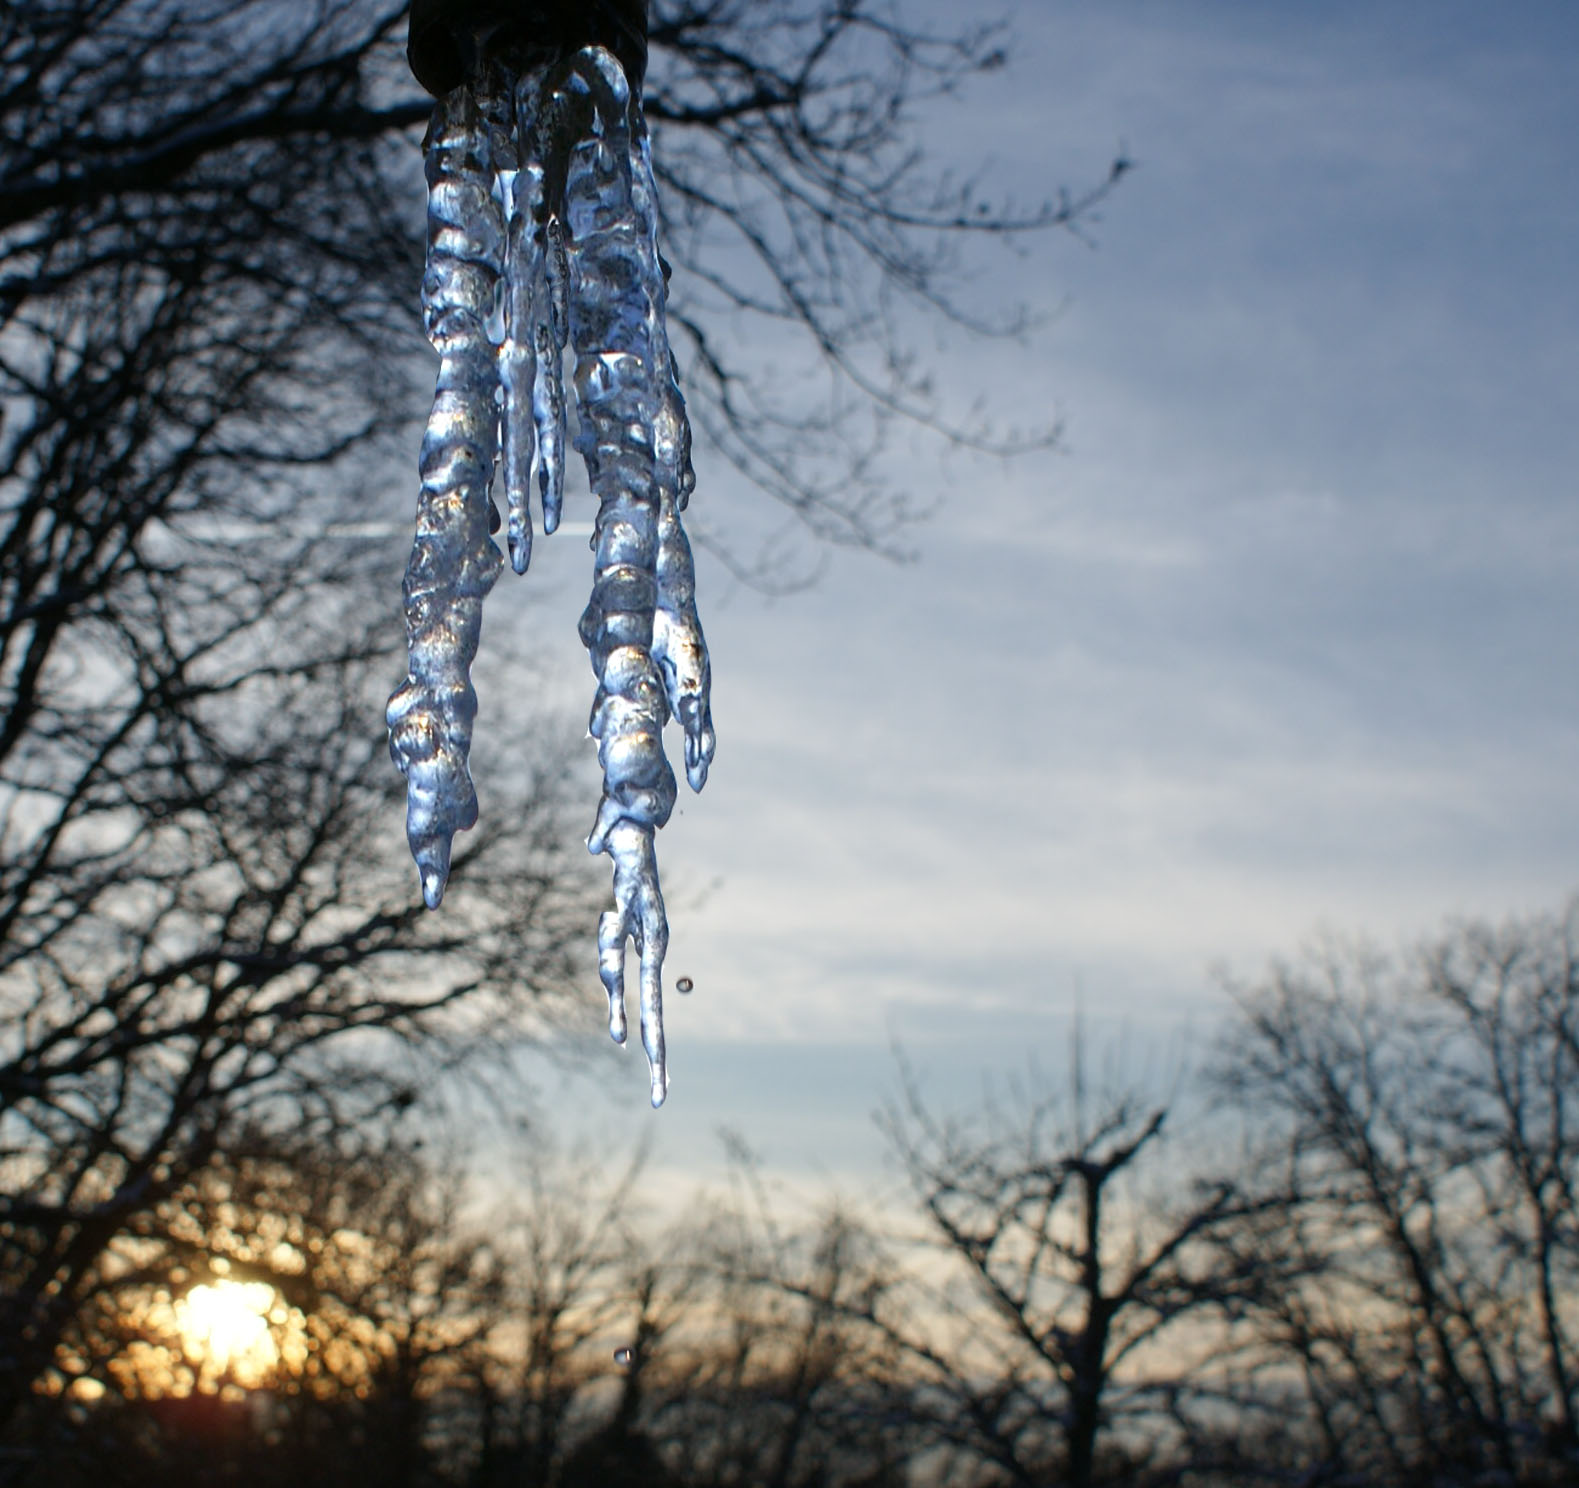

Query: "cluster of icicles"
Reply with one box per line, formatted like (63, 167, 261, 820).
(386, 47, 713, 1108)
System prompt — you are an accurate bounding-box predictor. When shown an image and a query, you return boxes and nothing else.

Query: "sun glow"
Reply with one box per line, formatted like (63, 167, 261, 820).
(173, 1280, 280, 1382)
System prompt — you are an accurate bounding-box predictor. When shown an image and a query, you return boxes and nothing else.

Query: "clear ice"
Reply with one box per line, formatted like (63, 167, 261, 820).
(388, 49, 713, 1107)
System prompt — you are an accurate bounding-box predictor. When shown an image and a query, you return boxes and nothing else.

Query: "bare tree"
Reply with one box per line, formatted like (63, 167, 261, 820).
(655, 1180, 906, 1488)
(463, 1135, 671, 1486)
(877, 1062, 1257, 1488)
(16, 1120, 502, 1487)
(1, 0, 1118, 1445)
(644, 0, 1128, 566)
(1212, 902, 1579, 1486)
(0, 0, 603, 1439)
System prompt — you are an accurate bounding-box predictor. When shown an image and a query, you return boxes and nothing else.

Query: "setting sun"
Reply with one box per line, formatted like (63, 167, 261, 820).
(173, 1281, 279, 1382)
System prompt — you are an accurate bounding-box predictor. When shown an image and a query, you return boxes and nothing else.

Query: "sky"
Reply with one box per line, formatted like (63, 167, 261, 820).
(463, 0, 1579, 1200)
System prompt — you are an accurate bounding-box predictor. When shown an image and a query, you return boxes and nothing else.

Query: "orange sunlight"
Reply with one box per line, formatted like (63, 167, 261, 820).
(173, 1280, 280, 1385)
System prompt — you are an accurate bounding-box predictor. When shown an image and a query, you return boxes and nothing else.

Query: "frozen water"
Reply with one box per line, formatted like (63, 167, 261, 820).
(388, 49, 713, 1106)
(386, 85, 505, 911)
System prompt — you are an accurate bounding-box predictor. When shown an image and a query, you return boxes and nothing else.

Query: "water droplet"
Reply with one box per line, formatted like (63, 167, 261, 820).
(676, 976, 693, 994)
(613, 1347, 633, 1368)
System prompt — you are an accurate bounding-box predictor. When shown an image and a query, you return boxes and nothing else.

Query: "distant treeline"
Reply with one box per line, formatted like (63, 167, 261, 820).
(5, 902, 1578, 1488)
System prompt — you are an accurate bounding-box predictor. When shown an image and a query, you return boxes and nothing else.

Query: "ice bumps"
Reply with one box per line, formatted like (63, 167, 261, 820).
(386, 85, 504, 912)
(388, 50, 713, 1106)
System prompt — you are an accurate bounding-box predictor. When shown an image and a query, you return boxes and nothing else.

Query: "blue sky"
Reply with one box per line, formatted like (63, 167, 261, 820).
(469, 1, 1579, 1194)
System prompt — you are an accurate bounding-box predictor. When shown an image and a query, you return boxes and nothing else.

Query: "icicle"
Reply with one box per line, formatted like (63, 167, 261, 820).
(563, 50, 686, 1108)
(387, 86, 506, 909)
(652, 354, 714, 793)
(391, 45, 713, 1108)
(500, 149, 540, 572)
(538, 214, 571, 535)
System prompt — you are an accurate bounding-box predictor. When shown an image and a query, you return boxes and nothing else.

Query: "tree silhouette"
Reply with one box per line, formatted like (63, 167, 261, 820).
(0, 0, 589, 1442)
(0, 0, 1120, 1454)
(643, 0, 1128, 565)
(877, 1064, 1255, 1488)
(1210, 904, 1579, 1485)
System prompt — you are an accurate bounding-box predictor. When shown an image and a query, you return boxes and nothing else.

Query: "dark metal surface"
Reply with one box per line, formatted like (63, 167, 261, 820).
(408, 0, 648, 97)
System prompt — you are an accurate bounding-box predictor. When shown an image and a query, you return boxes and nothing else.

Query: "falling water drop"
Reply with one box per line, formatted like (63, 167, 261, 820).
(676, 976, 693, 994)
(390, 23, 712, 1107)
(613, 1346, 633, 1368)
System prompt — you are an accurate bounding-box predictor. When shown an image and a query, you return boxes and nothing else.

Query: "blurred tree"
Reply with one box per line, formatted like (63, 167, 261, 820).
(642, 0, 1127, 567)
(10, 1122, 500, 1486)
(876, 1064, 1256, 1488)
(0, 0, 595, 1449)
(656, 1174, 907, 1488)
(0, 0, 1118, 1457)
(1210, 903, 1579, 1486)
(464, 1136, 677, 1487)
